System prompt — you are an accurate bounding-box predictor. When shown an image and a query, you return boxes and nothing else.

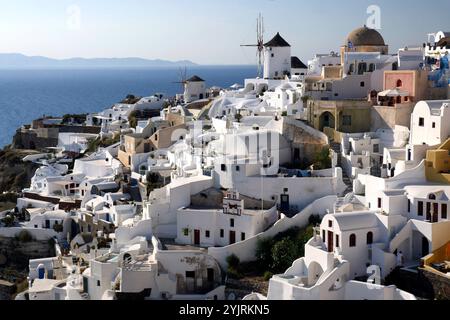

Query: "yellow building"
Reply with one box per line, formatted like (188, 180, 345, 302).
(306, 99, 372, 138)
(425, 138, 450, 183)
(118, 133, 151, 167)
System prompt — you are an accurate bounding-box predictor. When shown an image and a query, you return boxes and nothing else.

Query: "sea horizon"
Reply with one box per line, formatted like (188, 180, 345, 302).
(0, 65, 257, 148)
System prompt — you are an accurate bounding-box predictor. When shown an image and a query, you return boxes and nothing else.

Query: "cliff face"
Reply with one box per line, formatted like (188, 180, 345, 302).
(0, 148, 39, 193)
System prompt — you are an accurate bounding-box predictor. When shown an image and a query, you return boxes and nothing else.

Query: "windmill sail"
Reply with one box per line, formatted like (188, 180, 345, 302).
(241, 13, 265, 77)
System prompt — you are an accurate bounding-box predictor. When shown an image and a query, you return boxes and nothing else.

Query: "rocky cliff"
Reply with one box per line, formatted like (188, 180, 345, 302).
(0, 148, 39, 193)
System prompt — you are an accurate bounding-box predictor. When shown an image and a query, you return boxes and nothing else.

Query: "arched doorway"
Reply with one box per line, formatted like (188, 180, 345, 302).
(319, 112, 335, 131)
(307, 261, 324, 286)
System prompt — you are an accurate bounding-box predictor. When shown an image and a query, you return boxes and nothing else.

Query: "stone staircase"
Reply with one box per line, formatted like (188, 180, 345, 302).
(330, 142, 353, 195)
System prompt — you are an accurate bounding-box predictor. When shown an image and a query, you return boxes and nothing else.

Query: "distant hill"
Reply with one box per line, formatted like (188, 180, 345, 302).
(0, 53, 198, 68)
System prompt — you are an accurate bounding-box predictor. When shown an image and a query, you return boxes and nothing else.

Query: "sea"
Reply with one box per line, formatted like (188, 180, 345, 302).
(0, 65, 257, 148)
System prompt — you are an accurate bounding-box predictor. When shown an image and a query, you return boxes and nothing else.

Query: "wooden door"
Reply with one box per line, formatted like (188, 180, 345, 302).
(229, 231, 236, 245)
(327, 231, 334, 253)
(194, 230, 200, 245)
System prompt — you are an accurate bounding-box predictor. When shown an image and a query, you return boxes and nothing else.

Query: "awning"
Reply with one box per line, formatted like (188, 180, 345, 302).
(378, 88, 409, 97)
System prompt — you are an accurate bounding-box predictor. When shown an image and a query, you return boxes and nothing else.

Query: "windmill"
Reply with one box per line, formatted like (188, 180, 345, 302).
(173, 66, 188, 92)
(241, 13, 265, 78)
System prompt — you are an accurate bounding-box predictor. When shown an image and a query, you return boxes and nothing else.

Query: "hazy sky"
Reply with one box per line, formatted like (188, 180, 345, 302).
(1, 0, 449, 65)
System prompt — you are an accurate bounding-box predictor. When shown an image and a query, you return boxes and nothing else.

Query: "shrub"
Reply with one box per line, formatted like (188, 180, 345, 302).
(308, 214, 321, 226)
(227, 266, 243, 280)
(255, 238, 274, 270)
(263, 271, 273, 281)
(313, 147, 332, 170)
(2, 215, 15, 227)
(0, 193, 18, 203)
(17, 230, 33, 243)
(226, 254, 240, 269)
(271, 238, 299, 273)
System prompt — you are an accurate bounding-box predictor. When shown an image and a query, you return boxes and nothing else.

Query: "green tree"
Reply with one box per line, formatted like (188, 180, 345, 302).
(271, 238, 299, 272)
(313, 147, 332, 170)
(255, 238, 274, 270)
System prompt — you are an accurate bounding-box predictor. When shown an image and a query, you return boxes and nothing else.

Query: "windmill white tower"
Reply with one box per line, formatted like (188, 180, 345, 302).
(241, 13, 265, 78)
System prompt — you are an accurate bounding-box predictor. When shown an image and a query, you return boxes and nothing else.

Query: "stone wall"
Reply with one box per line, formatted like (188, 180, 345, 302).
(0, 280, 16, 300)
(421, 268, 450, 300)
(0, 236, 55, 267)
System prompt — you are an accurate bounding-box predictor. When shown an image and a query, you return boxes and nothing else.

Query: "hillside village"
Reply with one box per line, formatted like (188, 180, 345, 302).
(1, 26, 450, 300)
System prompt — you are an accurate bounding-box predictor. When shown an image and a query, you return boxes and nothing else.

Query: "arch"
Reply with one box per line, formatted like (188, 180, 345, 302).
(428, 194, 436, 200)
(396, 79, 403, 87)
(319, 111, 335, 131)
(349, 234, 356, 247)
(307, 261, 324, 286)
(367, 232, 374, 245)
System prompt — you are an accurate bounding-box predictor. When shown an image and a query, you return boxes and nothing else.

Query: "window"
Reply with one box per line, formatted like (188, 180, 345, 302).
(367, 232, 373, 245)
(221, 164, 226, 172)
(97, 280, 101, 287)
(271, 53, 274, 58)
(432, 122, 436, 129)
(426, 202, 431, 218)
(342, 115, 352, 126)
(235, 166, 240, 172)
(373, 144, 380, 153)
(230, 219, 235, 227)
(284, 188, 289, 193)
(186, 271, 195, 278)
(429, 194, 436, 200)
(396, 79, 403, 87)
(408, 200, 411, 213)
(360, 81, 365, 87)
(418, 201, 424, 216)
(442, 204, 448, 219)
(183, 228, 189, 236)
(155, 134, 158, 141)
(378, 198, 382, 209)
(328, 220, 333, 228)
(336, 234, 340, 247)
(349, 234, 356, 247)
(205, 230, 210, 238)
(348, 64, 354, 74)
(419, 118, 425, 127)
(241, 233, 246, 241)
(322, 230, 326, 242)
(220, 229, 224, 238)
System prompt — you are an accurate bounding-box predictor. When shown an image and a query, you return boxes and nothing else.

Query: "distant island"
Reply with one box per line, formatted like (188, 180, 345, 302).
(0, 53, 198, 68)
